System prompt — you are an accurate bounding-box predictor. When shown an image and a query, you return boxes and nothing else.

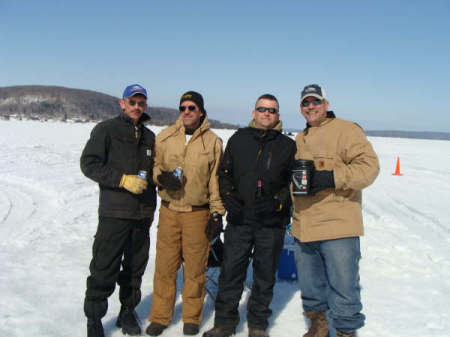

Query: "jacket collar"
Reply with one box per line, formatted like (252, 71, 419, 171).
(119, 112, 151, 126)
(246, 120, 283, 140)
(305, 111, 335, 129)
(248, 120, 283, 132)
(172, 114, 210, 138)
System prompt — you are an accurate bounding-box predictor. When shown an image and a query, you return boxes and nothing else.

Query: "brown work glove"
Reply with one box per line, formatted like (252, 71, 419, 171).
(157, 171, 182, 190)
(119, 174, 148, 194)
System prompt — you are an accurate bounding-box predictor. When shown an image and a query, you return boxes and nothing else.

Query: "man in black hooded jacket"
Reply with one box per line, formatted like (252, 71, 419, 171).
(203, 94, 296, 337)
(80, 84, 156, 337)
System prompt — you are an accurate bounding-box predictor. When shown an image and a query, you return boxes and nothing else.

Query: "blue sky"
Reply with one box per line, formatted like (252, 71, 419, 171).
(1, 0, 449, 132)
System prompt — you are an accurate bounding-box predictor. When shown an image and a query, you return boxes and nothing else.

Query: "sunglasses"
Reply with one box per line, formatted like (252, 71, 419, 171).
(128, 99, 147, 108)
(255, 107, 279, 114)
(301, 99, 323, 107)
(179, 105, 197, 112)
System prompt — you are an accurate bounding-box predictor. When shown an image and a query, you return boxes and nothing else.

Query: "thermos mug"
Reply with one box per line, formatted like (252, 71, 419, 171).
(292, 159, 314, 196)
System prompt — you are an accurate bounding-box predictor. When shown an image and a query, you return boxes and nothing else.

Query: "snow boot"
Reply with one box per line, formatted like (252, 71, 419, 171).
(202, 326, 236, 337)
(303, 311, 329, 337)
(248, 328, 269, 337)
(116, 305, 141, 335)
(87, 318, 105, 337)
(146, 322, 168, 336)
(184, 323, 200, 335)
(336, 331, 355, 337)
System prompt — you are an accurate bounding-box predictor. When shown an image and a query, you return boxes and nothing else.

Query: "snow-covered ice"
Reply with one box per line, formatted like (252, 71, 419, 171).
(0, 120, 449, 337)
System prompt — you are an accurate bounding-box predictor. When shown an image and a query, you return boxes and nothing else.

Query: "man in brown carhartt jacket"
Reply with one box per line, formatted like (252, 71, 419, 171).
(147, 91, 225, 337)
(292, 84, 379, 337)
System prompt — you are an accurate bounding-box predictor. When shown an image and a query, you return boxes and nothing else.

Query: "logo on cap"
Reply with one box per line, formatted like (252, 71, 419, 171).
(123, 84, 147, 99)
(301, 84, 326, 101)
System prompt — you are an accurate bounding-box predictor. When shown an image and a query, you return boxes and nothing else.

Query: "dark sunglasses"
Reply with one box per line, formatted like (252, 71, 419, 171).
(179, 105, 197, 112)
(301, 99, 323, 107)
(255, 107, 279, 114)
(128, 99, 146, 108)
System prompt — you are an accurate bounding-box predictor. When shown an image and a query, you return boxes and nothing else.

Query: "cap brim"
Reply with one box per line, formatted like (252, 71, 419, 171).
(301, 93, 323, 102)
(124, 91, 147, 99)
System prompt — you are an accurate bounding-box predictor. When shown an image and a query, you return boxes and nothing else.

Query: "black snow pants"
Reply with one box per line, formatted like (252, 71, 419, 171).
(213, 221, 285, 330)
(84, 216, 152, 320)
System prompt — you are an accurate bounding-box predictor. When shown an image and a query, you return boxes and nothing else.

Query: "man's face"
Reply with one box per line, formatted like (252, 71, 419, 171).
(300, 96, 329, 126)
(179, 100, 203, 130)
(120, 94, 147, 124)
(252, 98, 280, 130)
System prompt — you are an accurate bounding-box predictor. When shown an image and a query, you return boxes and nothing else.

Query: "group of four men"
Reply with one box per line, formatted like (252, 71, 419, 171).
(80, 83, 379, 337)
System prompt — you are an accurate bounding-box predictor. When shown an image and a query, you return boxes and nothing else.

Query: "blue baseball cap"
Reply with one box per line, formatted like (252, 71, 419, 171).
(122, 84, 148, 99)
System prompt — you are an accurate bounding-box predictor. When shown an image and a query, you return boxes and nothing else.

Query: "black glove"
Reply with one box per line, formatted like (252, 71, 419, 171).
(310, 170, 335, 195)
(254, 197, 282, 216)
(222, 192, 242, 217)
(205, 212, 223, 241)
(157, 171, 182, 190)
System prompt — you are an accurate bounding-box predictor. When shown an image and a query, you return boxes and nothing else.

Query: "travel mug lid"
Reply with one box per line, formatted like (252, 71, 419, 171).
(293, 159, 314, 168)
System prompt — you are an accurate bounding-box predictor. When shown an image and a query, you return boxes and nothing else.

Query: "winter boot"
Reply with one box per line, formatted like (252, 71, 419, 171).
(116, 305, 141, 335)
(202, 326, 236, 337)
(303, 311, 329, 337)
(248, 328, 269, 337)
(336, 331, 355, 337)
(184, 323, 200, 335)
(87, 318, 105, 337)
(146, 322, 168, 336)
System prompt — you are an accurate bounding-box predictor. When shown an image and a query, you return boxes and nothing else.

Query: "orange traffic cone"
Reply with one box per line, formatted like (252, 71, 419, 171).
(392, 156, 402, 176)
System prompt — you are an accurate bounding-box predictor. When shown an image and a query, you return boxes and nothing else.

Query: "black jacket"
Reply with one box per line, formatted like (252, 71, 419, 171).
(80, 113, 156, 219)
(218, 124, 296, 227)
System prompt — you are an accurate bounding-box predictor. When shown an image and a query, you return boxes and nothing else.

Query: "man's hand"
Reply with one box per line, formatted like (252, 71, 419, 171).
(205, 212, 223, 241)
(310, 170, 335, 195)
(254, 197, 282, 216)
(222, 192, 242, 217)
(157, 171, 182, 190)
(119, 174, 148, 194)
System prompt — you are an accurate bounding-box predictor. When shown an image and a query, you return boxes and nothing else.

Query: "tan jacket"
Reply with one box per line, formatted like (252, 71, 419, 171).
(153, 116, 225, 214)
(291, 115, 379, 242)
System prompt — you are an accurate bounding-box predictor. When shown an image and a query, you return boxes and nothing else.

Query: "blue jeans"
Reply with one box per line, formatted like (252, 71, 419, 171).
(294, 237, 365, 333)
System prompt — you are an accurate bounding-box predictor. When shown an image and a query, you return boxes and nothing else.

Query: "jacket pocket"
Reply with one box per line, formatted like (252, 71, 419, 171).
(313, 154, 335, 171)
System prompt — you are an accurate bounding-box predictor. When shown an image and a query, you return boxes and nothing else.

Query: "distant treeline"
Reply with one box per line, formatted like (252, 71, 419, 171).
(366, 130, 450, 141)
(0, 85, 239, 129)
(1, 85, 448, 140)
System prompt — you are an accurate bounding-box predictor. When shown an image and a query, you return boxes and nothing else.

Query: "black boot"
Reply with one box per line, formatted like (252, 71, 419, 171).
(184, 323, 200, 335)
(202, 326, 235, 337)
(116, 306, 141, 335)
(146, 322, 167, 336)
(87, 318, 105, 337)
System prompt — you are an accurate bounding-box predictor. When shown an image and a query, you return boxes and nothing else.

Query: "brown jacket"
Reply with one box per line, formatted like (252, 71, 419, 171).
(291, 113, 379, 242)
(153, 115, 225, 214)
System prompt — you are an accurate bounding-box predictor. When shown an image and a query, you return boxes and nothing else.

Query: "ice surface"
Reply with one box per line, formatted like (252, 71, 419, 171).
(0, 120, 449, 337)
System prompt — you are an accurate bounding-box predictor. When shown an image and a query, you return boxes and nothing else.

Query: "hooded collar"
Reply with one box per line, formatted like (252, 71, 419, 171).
(174, 114, 211, 139)
(246, 120, 283, 140)
(248, 120, 283, 132)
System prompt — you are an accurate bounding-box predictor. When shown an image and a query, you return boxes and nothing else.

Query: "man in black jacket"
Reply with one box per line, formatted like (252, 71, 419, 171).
(80, 84, 157, 337)
(203, 94, 296, 337)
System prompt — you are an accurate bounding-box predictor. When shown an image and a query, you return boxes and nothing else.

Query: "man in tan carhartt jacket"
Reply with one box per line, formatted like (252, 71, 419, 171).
(146, 91, 225, 337)
(292, 84, 379, 337)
